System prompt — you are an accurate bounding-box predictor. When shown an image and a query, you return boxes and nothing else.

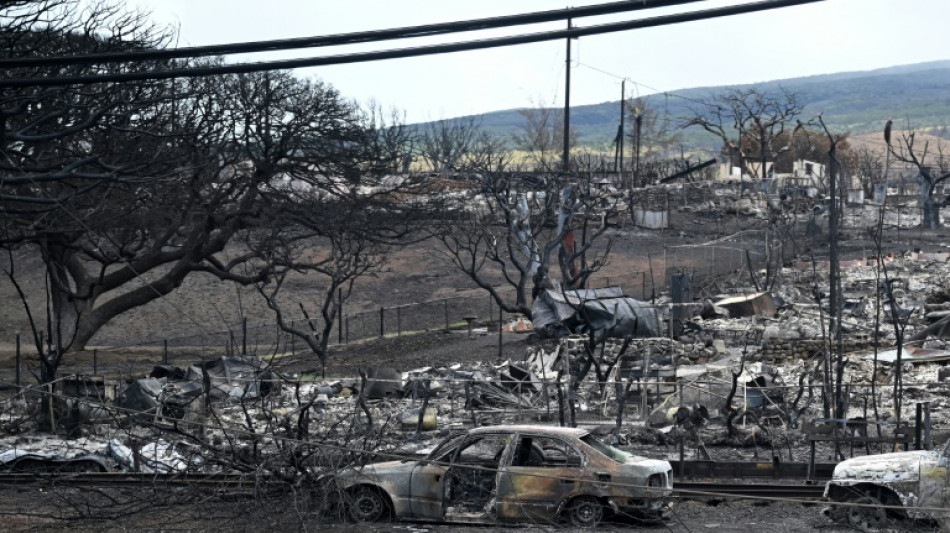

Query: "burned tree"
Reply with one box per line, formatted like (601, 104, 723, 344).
(430, 105, 616, 318)
(511, 104, 577, 171)
(684, 87, 803, 180)
(885, 125, 950, 229)
(417, 116, 494, 172)
(623, 96, 683, 187)
(434, 169, 617, 319)
(0, 0, 179, 388)
(0, 0, 400, 388)
(853, 146, 887, 199)
(252, 163, 427, 369)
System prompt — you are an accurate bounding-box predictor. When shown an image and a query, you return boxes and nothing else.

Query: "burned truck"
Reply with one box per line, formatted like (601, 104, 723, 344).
(824, 440, 950, 529)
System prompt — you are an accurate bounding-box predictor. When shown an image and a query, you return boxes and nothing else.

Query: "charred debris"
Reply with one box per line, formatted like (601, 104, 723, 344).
(2, 249, 950, 478)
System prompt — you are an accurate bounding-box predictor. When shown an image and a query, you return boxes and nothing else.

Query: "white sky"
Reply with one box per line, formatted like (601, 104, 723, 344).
(129, 0, 950, 123)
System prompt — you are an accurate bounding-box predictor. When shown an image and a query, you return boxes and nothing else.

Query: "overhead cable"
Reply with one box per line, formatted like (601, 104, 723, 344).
(0, 0, 826, 88)
(0, 0, 706, 68)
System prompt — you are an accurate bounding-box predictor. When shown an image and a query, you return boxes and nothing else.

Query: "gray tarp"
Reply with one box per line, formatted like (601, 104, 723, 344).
(114, 377, 164, 412)
(185, 355, 274, 401)
(531, 287, 661, 339)
(115, 356, 274, 417)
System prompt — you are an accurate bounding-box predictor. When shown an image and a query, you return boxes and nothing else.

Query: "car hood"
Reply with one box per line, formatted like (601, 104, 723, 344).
(833, 450, 938, 483)
(338, 459, 419, 481)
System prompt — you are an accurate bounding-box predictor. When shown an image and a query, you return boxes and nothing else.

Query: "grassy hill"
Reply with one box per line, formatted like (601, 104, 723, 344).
(420, 60, 950, 153)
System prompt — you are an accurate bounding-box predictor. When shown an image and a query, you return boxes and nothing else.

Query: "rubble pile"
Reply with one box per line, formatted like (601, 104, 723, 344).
(5, 240, 950, 484)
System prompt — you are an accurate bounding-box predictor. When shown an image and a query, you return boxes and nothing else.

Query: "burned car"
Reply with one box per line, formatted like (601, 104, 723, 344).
(824, 440, 950, 529)
(334, 424, 672, 526)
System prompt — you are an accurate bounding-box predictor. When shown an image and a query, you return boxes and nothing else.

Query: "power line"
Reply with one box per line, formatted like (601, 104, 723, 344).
(577, 61, 730, 110)
(0, 0, 706, 68)
(0, 0, 826, 88)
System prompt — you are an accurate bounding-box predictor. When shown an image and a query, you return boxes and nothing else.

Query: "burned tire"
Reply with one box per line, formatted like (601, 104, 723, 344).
(59, 459, 106, 473)
(846, 495, 890, 531)
(565, 496, 604, 527)
(347, 486, 390, 523)
(9, 458, 47, 473)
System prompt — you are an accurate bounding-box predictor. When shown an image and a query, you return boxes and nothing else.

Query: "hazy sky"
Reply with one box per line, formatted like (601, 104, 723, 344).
(129, 0, 949, 123)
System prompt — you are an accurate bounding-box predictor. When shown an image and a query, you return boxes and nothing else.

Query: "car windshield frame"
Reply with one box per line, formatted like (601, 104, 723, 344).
(426, 433, 468, 462)
(580, 433, 633, 463)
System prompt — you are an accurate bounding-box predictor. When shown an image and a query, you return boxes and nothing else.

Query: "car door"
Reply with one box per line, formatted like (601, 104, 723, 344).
(409, 434, 464, 519)
(496, 434, 587, 523)
(442, 434, 511, 522)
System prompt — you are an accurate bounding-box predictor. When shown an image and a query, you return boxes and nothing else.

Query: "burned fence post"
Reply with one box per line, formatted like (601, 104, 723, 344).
(925, 402, 932, 450)
(614, 357, 636, 439)
(357, 369, 374, 431)
(379, 307, 385, 338)
(47, 383, 55, 432)
(464, 381, 477, 427)
(14, 333, 20, 388)
(131, 439, 141, 472)
(498, 305, 503, 363)
(242, 317, 247, 356)
(202, 366, 212, 415)
(415, 379, 431, 435)
(670, 273, 690, 337)
(555, 372, 566, 427)
(745, 249, 761, 292)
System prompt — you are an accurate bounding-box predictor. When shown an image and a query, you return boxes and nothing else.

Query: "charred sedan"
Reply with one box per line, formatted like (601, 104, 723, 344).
(335, 424, 672, 526)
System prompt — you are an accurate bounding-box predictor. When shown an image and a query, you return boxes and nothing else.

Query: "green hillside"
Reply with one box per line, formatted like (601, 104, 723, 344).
(423, 60, 950, 152)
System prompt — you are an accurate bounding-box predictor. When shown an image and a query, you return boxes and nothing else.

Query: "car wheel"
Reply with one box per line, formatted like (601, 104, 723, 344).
(846, 495, 889, 531)
(347, 487, 389, 523)
(566, 496, 604, 527)
(10, 458, 47, 473)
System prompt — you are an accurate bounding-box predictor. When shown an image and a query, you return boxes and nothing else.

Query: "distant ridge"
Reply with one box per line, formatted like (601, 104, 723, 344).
(415, 60, 950, 152)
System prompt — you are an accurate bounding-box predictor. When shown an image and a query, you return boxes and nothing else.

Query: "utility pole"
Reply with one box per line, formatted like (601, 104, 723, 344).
(634, 111, 642, 187)
(562, 18, 573, 174)
(618, 80, 625, 178)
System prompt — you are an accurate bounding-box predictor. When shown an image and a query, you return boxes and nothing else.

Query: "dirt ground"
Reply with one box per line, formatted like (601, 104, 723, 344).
(0, 486, 863, 533)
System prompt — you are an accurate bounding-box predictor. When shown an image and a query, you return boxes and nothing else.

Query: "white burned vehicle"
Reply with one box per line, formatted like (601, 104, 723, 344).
(334, 424, 672, 526)
(824, 440, 950, 529)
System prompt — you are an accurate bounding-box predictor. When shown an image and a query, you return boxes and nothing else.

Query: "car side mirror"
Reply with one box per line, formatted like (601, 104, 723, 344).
(566, 456, 582, 468)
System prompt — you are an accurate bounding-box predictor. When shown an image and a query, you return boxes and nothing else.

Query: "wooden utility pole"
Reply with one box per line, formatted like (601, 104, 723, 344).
(634, 112, 642, 187)
(562, 18, 573, 173)
(618, 80, 625, 176)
